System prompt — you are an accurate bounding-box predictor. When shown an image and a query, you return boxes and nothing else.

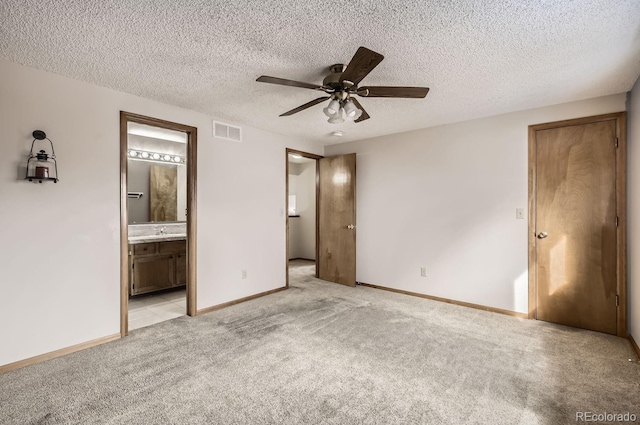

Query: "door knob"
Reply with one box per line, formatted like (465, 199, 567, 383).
(347, 224, 356, 230)
(537, 232, 548, 239)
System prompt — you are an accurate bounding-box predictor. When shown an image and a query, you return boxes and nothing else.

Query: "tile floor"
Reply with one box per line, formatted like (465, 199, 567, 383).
(128, 288, 186, 330)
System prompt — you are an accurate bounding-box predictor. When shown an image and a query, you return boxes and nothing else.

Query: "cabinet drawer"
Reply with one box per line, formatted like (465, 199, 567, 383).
(158, 240, 186, 254)
(133, 243, 156, 255)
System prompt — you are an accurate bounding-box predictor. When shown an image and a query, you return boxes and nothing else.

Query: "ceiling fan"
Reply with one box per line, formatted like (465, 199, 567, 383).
(256, 46, 430, 124)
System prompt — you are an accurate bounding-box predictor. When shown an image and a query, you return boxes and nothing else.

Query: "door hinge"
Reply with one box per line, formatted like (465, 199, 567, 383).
(616, 217, 619, 227)
(132, 263, 135, 269)
(615, 137, 619, 148)
(616, 295, 619, 307)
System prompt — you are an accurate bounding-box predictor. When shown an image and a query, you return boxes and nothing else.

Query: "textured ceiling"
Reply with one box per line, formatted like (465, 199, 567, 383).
(1, 1, 639, 145)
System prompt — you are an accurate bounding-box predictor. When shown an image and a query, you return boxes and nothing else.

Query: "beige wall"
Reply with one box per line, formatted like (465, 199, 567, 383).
(0, 59, 321, 367)
(326, 93, 627, 314)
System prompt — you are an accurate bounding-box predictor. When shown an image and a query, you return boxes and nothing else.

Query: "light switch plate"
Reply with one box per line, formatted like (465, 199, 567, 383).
(516, 208, 525, 219)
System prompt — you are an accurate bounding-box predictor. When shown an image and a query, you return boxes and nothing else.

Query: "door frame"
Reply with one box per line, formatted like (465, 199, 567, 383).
(285, 148, 323, 287)
(527, 112, 626, 337)
(120, 111, 198, 337)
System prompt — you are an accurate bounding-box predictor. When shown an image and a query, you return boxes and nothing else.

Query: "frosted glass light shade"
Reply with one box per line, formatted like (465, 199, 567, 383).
(343, 100, 358, 118)
(328, 107, 344, 123)
(323, 107, 335, 118)
(327, 99, 340, 114)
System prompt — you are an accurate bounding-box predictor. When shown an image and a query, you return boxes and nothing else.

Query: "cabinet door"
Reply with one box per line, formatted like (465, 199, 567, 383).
(175, 252, 187, 287)
(131, 254, 175, 295)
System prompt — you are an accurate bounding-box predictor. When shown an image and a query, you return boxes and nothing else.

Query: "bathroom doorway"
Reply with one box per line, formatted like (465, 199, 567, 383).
(120, 112, 197, 336)
(286, 149, 322, 286)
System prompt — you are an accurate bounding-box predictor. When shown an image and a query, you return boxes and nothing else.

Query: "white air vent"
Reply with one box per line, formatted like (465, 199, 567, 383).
(213, 121, 242, 142)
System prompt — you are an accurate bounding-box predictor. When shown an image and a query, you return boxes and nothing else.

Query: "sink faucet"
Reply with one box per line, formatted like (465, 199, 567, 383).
(157, 226, 167, 235)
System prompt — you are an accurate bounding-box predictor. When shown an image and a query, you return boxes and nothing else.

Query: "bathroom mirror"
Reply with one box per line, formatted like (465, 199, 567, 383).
(127, 123, 187, 224)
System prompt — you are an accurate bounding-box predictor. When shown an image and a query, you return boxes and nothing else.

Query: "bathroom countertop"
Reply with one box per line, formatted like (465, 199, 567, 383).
(128, 234, 187, 244)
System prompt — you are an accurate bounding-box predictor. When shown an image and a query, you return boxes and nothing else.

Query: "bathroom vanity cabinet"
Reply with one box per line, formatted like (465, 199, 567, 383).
(128, 239, 186, 296)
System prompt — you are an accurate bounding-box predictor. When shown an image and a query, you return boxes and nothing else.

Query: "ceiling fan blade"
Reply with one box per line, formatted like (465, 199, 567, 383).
(280, 97, 330, 116)
(257, 76, 325, 90)
(350, 98, 370, 123)
(340, 47, 384, 86)
(359, 86, 430, 98)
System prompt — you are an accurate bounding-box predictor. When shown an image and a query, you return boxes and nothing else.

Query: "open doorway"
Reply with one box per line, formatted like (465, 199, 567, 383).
(120, 112, 197, 336)
(286, 149, 322, 286)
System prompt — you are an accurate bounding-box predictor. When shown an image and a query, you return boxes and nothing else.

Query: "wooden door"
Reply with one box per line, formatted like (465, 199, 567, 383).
(318, 154, 356, 286)
(532, 118, 619, 334)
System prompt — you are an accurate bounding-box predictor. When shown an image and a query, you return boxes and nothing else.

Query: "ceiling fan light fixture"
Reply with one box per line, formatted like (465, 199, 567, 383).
(256, 47, 429, 125)
(327, 99, 340, 114)
(328, 108, 345, 124)
(343, 100, 358, 118)
(323, 107, 335, 118)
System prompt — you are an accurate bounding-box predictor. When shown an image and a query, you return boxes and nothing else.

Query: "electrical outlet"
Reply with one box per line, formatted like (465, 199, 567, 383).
(242, 270, 247, 279)
(516, 208, 525, 219)
(420, 267, 427, 277)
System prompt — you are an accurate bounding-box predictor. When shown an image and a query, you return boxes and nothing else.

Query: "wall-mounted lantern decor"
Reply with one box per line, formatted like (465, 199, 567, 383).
(25, 130, 59, 183)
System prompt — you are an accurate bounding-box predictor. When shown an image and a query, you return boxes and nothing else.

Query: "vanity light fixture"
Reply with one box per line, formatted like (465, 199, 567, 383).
(25, 130, 59, 183)
(128, 149, 185, 165)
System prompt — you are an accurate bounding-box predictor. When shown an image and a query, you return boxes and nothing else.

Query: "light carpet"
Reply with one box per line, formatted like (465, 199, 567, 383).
(1, 260, 638, 424)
